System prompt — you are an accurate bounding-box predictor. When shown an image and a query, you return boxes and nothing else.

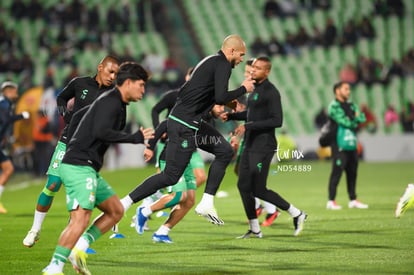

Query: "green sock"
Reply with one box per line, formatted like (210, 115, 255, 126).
(52, 245, 71, 264)
(84, 225, 102, 245)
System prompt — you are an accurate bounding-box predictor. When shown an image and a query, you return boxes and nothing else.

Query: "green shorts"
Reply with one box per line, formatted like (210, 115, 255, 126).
(46, 141, 66, 177)
(60, 163, 115, 211)
(189, 150, 205, 169)
(159, 160, 196, 193)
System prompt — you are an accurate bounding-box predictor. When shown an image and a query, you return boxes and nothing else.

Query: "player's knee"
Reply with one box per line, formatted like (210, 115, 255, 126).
(112, 203, 124, 222)
(216, 143, 234, 163)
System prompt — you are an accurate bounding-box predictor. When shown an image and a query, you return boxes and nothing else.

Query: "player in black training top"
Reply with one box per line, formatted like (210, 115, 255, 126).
(120, 34, 255, 225)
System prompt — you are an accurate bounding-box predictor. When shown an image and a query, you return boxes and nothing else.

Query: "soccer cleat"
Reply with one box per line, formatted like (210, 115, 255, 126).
(86, 247, 97, 254)
(42, 269, 63, 275)
(237, 230, 263, 239)
(348, 200, 368, 209)
(395, 183, 414, 218)
(293, 212, 307, 236)
(0, 202, 7, 214)
(262, 210, 280, 227)
(23, 230, 40, 247)
(326, 200, 342, 210)
(152, 233, 173, 244)
(135, 207, 148, 235)
(69, 248, 91, 275)
(256, 205, 264, 217)
(194, 204, 224, 225)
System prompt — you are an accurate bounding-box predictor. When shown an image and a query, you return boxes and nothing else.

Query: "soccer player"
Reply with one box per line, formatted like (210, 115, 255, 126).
(23, 55, 120, 247)
(325, 81, 368, 210)
(151, 67, 206, 188)
(395, 183, 414, 218)
(120, 34, 255, 225)
(224, 56, 307, 237)
(0, 81, 30, 214)
(42, 62, 154, 275)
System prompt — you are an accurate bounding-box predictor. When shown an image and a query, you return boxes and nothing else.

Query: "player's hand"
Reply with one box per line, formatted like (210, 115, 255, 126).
(140, 127, 154, 140)
(220, 112, 229, 122)
(21, 111, 30, 119)
(229, 132, 240, 150)
(143, 148, 154, 162)
(234, 124, 245, 137)
(242, 78, 255, 93)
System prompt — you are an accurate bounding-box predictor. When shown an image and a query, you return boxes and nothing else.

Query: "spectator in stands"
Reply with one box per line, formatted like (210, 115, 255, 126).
(314, 107, 328, 130)
(151, 0, 165, 32)
(107, 5, 120, 32)
(284, 32, 300, 56)
(263, 0, 282, 18)
(10, 0, 27, 19)
(387, 0, 404, 17)
(88, 4, 100, 31)
(384, 104, 399, 131)
(401, 48, 414, 76)
(32, 110, 54, 177)
(299, 0, 330, 11)
(339, 20, 358, 47)
(323, 18, 337, 48)
(385, 59, 405, 81)
(121, 2, 131, 32)
(267, 36, 286, 56)
(400, 102, 414, 133)
(27, 0, 43, 21)
(136, 0, 146, 32)
(310, 24, 323, 46)
(358, 104, 378, 134)
(373, 0, 389, 16)
(357, 56, 383, 86)
(358, 16, 376, 40)
(295, 26, 311, 47)
(339, 63, 358, 85)
(251, 37, 268, 56)
(278, 0, 299, 17)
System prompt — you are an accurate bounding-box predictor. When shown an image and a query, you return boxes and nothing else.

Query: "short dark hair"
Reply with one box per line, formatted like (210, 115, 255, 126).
(246, 58, 255, 66)
(100, 54, 120, 65)
(116, 62, 149, 86)
(253, 56, 272, 70)
(333, 81, 348, 94)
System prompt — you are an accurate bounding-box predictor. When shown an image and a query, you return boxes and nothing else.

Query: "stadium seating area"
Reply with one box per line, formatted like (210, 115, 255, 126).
(0, 0, 413, 135)
(182, 0, 414, 135)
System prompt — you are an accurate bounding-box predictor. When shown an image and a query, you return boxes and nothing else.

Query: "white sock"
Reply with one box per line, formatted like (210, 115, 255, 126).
(46, 259, 65, 274)
(0, 185, 4, 199)
(248, 219, 261, 233)
(287, 204, 301, 217)
(74, 235, 90, 252)
(31, 210, 47, 232)
(254, 198, 261, 209)
(141, 205, 153, 217)
(263, 201, 276, 214)
(198, 193, 214, 208)
(120, 195, 133, 212)
(155, 225, 171, 236)
(140, 196, 155, 208)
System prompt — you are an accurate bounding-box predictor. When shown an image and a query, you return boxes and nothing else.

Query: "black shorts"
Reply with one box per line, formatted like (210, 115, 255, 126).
(0, 149, 10, 163)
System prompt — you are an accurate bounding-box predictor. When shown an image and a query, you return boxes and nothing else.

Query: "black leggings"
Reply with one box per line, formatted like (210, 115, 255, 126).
(237, 150, 290, 220)
(128, 119, 233, 203)
(328, 145, 359, 201)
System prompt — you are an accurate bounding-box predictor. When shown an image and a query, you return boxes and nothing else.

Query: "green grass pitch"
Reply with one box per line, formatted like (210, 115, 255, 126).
(1, 161, 413, 274)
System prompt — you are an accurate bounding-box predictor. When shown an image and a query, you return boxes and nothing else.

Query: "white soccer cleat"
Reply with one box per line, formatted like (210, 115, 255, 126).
(194, 204, 224, 225)
(23, 230, 40, 247)
(293, 212, 307, 236)
(395, 183, 414, 218)
(69, 248, 91, 275)
(326, 200, 342, 210)
(348, 200, 368, 209)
